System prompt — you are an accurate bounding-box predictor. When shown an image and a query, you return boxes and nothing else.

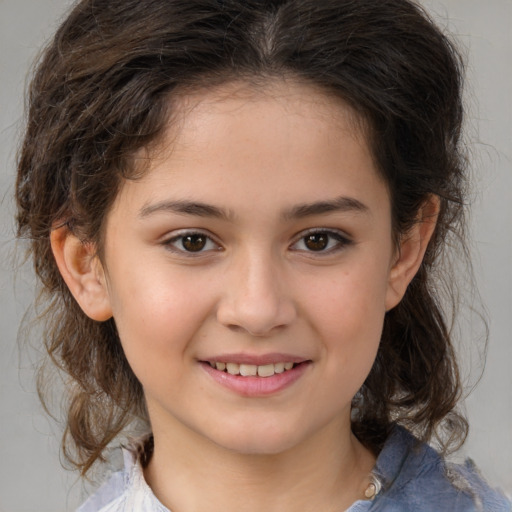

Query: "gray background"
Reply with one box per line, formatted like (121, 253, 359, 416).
(1, 1, 510, 510)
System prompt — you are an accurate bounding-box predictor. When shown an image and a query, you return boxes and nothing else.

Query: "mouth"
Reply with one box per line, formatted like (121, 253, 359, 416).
(206, 361, 297, 378)
(199, 356, 311, 396)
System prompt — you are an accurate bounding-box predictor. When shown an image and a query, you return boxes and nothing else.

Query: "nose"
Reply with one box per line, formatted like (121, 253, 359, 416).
(216, 251, 297, 337)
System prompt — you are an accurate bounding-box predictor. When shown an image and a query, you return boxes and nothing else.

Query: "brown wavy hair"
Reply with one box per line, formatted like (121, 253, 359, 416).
(17, 0, 469, 475)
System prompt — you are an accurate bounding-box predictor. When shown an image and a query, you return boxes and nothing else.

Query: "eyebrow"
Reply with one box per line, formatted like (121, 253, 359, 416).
(139, 195, 369, 221)
(282, 196, 369, 220)
(139, 200, 233, 220)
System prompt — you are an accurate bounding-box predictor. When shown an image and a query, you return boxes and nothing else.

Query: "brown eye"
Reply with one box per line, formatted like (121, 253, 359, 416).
(290, 230, 351, 254)
(165, 231, 219, 255)
(182, 234, 207, 252)
(304, 233, 329, 251)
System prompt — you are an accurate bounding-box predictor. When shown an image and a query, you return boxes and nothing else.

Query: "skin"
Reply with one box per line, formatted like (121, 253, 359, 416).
(52, 80, 437, 512)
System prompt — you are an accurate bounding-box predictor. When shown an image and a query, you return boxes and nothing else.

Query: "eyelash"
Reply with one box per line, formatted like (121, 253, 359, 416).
(289, 229, 352, 255)
(162, 230, 222, 255)
(162, 228, 352, 256)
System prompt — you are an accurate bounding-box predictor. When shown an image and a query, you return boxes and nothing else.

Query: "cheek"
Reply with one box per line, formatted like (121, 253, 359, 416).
(105, 265, 217, 372)
(300, 259, 389, 368)
(306, 263, 389, 329)
(320, 286, 385, 399)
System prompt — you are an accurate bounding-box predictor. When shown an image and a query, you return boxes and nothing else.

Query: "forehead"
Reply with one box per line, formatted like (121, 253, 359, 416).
(116, 79, 388, 220)
(141, 79, 369, 163)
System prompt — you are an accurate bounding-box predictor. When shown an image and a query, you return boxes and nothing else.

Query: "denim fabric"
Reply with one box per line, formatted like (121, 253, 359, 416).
(349, 427, 510, 512)
(77, 426, 511, 512)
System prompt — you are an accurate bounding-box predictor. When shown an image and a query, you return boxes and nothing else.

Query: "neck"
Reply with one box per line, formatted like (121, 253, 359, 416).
(144, 416, 376, 512)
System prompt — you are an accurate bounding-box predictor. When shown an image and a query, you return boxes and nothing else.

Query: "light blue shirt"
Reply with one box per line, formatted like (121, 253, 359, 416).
(77, 426, 511, 511)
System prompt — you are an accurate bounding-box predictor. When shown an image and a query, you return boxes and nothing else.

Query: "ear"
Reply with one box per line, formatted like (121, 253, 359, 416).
(50, 226, 113, 321)
(385, 196, 440, 311)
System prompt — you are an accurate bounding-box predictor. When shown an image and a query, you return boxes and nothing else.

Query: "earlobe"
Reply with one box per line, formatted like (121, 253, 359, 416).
(50, 226, 113, 321)
(385, 196, 440, 311)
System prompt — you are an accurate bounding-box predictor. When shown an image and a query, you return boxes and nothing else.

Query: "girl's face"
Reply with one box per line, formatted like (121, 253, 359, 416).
(99, 81, 401, 455)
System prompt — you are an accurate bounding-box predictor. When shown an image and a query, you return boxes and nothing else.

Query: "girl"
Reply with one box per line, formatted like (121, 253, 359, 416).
(15, 0, 511, 510)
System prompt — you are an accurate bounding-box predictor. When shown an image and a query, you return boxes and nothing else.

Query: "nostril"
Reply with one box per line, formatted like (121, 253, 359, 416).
(226, 322, 288, 337)
(226, 324, 244, 333)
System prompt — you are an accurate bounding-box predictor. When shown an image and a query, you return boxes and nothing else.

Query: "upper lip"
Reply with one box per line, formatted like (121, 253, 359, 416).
(200, 353, 310, 366)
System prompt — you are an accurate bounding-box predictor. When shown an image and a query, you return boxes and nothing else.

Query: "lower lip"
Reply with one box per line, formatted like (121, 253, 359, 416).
(201, 362, 310, 397)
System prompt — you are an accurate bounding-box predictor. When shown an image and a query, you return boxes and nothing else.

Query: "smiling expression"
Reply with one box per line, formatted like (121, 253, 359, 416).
(97, 80, 401, 455)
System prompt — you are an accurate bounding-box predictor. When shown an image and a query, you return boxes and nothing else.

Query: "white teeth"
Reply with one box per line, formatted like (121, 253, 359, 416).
(209, 361, 297, 377)
(226, 363, 240, 375)
(257, 364, 275, 377)
(274, 362, 285, 374)
(240, 364, 257, 376)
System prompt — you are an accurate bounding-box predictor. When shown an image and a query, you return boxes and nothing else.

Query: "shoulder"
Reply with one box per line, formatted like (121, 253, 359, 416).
(444, 458, 512, 512)
(76, 470, 127, 512)
(76, 444, 169, 512)
(368, 426, 511, 512)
